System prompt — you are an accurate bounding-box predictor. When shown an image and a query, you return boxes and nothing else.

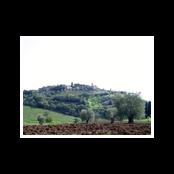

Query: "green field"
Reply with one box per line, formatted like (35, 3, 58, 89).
(123, 117, 151, 123)
(23, 105, 81, 125)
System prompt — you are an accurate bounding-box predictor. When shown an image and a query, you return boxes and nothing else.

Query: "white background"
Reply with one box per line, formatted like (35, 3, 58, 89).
(20, 36, 154, 101)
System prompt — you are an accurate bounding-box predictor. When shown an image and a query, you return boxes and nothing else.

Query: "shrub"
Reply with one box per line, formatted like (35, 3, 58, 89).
(37, 114, 46, 125)
(45, 115, 53, 123)
(74, 118, 79, 123)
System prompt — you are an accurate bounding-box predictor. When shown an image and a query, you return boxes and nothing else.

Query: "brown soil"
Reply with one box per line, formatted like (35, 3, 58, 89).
(23, 123, 151, 135)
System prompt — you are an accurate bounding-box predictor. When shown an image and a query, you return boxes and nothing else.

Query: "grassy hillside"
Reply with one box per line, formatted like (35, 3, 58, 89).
(123, 118, 151, 123)
(23, 105, 81, 125)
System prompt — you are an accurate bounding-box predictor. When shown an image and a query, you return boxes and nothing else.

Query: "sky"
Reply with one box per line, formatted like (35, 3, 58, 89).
(20, 36, 154, 101)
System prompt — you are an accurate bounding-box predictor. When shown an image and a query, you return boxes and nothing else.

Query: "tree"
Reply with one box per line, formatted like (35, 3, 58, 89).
(145, 101, 151, 118)
(112, 93, 144, 123)
(106, 107, 118, 123)
(88, 110, 95, 123)
(111, 94, 126, 121)
(34, 95, 49, 108)
(148, 101, 151, 117)
(80, 109, 95, 124)
(80, 109, 88, 122)
(37, 114, 46, 125)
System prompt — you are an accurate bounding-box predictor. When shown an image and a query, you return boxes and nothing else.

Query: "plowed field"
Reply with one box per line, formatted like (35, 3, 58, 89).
(23, 123, 151, 135)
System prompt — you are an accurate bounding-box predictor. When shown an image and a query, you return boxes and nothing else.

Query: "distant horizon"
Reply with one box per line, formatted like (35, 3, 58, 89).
(20, 36, 154, 101)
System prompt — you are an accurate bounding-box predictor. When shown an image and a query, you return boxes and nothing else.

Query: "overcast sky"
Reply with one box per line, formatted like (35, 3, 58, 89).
(20, 36, 154, 101)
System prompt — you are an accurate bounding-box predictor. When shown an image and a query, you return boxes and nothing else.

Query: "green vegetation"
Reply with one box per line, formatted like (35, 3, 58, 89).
(80, 109, 95, 124)
(123, 117, 151, 123)
(87, 97, 102, 110)
(23, 83, 151, 124)
(37, 114, 46, 125)
(145, 101, 151, 118)
(74, 118, 80, 123)
(23, 106, 81, 125)
(112, 93, 145, 123)
(106, 107, 118, 123)
(45, 115, 53, 123)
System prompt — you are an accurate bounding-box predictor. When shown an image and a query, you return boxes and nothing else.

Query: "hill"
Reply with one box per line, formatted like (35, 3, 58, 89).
(23, 83, 151, 120)
(23, 83, 124, 118)
(23, 105, 81, 125)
